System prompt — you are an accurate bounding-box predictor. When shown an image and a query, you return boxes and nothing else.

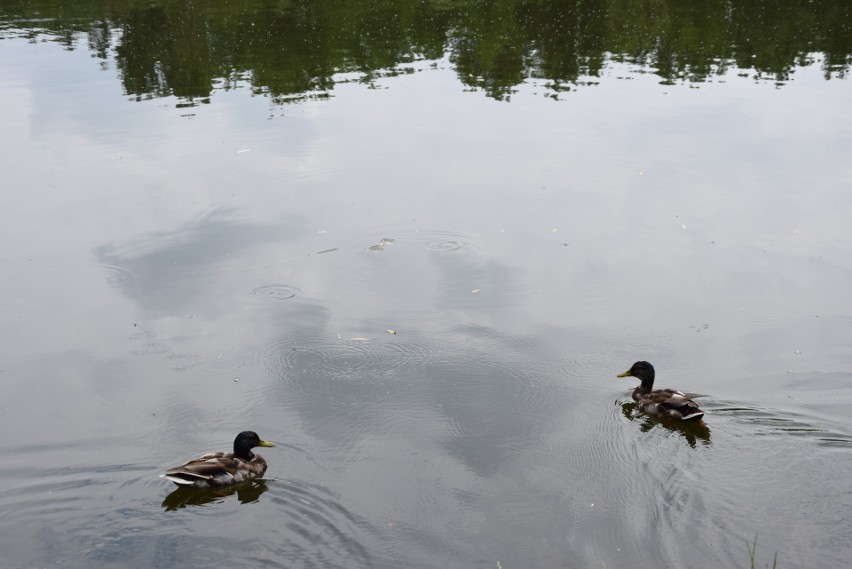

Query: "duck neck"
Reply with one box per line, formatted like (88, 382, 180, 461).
(635, 374, 655, 394)
(233, 444, 255, 461)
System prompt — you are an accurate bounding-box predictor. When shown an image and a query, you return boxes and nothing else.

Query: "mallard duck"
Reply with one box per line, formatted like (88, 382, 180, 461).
(161, 431, 276, 488)
(617, 361, 705, 422)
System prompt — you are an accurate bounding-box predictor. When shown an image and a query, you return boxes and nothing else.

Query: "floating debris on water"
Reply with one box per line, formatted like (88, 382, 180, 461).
(369, 238, 395, 251)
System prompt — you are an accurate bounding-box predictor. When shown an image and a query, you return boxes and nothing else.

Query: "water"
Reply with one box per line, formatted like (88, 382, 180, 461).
(1, 1, 852, 567)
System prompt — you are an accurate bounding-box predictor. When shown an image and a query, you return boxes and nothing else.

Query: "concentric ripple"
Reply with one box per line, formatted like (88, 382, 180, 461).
(254, 333, 436, 380)
(163, 353, 205, 371)
(131, 342, 169, 356)
(263, 479, 381, 568)
(252, 284, 300, 301)
(356, 229, 477, 254)
(549, 328, 683, 386)
(423, 239, 467, 252)
(384, 327, 566, 474)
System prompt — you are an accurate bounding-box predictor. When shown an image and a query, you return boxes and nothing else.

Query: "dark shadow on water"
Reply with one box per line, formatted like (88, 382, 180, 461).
(161, 479, 269, 511)
(621, 401, 712, 448)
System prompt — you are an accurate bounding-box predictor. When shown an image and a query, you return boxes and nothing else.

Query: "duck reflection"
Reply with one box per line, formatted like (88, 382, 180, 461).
(162, 479, 269, 511)
(621, 401, 711, 448)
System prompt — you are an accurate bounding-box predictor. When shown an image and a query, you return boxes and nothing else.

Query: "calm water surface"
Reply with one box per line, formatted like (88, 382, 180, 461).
(2, 2, 852, 568)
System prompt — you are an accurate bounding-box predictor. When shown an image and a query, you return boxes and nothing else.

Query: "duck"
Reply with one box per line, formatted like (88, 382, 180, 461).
(161, 431, 276, 488)
(617, 361, 705, 422)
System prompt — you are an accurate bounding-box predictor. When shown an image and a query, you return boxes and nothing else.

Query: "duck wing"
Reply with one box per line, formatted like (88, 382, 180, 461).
(161, 452, 248, 486)
(647, 389, 706, 421)
(676, 391, 707, 399)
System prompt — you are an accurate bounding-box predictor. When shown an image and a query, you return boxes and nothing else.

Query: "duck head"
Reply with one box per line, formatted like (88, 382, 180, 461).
(617, 361, 655, 390)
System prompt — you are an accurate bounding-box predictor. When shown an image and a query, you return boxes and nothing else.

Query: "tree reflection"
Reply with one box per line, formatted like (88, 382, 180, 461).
(2, 0, 849, 103)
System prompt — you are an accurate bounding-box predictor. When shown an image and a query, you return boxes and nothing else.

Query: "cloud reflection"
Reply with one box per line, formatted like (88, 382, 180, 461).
(94, 207, 306, 316)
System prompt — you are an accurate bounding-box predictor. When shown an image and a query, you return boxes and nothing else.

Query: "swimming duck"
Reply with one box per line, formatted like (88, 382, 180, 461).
(161, 431, 276, 488)
(617, 361, 705, 422)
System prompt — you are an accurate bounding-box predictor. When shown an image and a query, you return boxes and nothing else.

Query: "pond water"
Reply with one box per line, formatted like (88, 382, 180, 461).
(1, 1, 852, 568)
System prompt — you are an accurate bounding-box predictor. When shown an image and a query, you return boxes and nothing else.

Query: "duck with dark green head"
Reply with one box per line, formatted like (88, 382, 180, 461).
(161, 431, 276, 488)
(617, 361, 705, 422)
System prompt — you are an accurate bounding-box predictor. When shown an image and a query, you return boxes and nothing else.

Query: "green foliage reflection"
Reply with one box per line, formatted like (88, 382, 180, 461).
(1, 0, 849, 102)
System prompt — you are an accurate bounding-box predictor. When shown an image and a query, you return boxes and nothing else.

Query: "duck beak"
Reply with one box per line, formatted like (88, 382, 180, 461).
(617, 371, 632, 378)
(258, 440, 276, 448)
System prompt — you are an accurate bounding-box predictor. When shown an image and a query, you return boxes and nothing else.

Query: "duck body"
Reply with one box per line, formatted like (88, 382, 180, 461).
(161, 431, 276, 488)
(618, 361, 705, 422)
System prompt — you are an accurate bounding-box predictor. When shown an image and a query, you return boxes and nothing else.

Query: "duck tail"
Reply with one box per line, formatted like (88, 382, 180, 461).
(160, 471, 209, 486)
(680, 410, 705, 421)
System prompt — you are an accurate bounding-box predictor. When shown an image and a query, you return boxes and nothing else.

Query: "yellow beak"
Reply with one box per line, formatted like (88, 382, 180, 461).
(617, 371, 632, 378)
(258, 440, 276, 448)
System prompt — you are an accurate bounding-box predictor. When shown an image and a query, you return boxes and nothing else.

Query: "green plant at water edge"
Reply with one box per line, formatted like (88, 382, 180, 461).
(746, 535, 778, 569)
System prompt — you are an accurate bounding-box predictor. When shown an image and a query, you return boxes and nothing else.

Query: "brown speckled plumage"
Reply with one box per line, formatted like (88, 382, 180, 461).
(617, 361, 705, 422)
(161, 431, 276, 488)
